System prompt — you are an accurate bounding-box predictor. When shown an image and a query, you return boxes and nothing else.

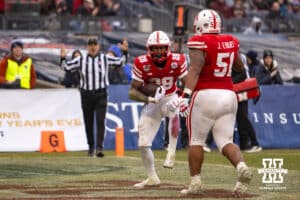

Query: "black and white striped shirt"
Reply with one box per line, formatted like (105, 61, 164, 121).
(62, 53, 125, 91)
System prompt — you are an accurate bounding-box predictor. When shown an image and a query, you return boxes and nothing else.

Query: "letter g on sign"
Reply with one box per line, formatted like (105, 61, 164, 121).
(49, 133, 59, 147)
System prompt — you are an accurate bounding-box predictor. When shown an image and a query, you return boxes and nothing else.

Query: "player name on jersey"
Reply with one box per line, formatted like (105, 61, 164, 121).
(217, 41, 235, 49)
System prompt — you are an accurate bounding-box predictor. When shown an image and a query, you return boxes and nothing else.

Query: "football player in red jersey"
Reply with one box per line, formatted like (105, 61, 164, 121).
(129, 30, 187, 188)
(170, 9, 252, 197)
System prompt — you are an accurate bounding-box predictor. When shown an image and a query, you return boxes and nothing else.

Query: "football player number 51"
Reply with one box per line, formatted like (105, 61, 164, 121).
(214, 52, 234, 77)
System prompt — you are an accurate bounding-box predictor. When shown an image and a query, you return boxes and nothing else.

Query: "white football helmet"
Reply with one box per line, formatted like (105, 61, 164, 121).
(146, 30, 171, 63)
(193, 9, 221, 35)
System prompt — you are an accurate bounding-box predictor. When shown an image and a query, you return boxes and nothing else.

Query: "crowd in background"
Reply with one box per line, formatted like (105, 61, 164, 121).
(207, 0, 299, 19)
(0, 0, 298, 15)
(0, 0, 299, 33)
(0, 0, 298, 18)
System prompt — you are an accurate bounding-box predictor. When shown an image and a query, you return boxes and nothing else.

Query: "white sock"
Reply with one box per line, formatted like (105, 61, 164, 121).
(141, 147, 157, 177)
(236, 161, 247, 171)
(167, 116, 179, 154)
(167, 134, 178, 154)
(191, 174, 201, 184)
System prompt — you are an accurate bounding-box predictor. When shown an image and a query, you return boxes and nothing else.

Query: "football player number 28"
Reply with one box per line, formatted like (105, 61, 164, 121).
(151, 77, 174, 90)
(214, 52, 234, 77)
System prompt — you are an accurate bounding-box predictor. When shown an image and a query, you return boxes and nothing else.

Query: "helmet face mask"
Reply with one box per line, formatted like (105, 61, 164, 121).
(148, 45, 168, 63)
(193, 9, 221, 35)
(146, 30, 171, 63)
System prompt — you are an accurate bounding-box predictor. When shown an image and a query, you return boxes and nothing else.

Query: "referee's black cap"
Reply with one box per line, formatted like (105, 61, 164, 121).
(87, 38, 98, 45)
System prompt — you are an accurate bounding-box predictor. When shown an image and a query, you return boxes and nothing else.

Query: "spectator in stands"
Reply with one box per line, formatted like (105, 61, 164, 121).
(232, 0, 248, 18)
(76, 0, 95, 16)
(269, 1, 283, 18)
(107, 44, 130, 84)
(62, 49, 81, 88)
(71, 0, 95, 31)
(55, 0, 71, 16)
(41, 0, 71, 16)
(245, 50, 260, 77)
(209, 0, 234, 18)
(243, 16, 263, 35)
(72, 0, 83, 14)
(232, 3, 246, 18)
(249, 0, 270, 10)
(40, 0, 54, 15)
(44, 0, 72, 30)
(0, 0, 4, 15)
(0, 41, 37, 89)
(266, 1, 282, 33)
(134, 0, 164, 8)
(255, 49, 283, 85)
(287, 1, 300, 20)
(232, 53, 262, 153)
(57, 0, 72, 26)
(92, 0, 121, 17)
(278, 0, 289, 18)
(289, 0, 300, 16)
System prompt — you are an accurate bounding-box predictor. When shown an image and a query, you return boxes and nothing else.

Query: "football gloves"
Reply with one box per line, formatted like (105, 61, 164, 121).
(148, 86, 166, 103)
(1, 78, 21, 89)
(179, 96, 190, 118)
(167, 88, 192, 117)
(167, 97, 180, 112)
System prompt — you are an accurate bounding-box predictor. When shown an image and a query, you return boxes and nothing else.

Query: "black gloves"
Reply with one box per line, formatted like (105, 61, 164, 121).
(0, 79, 21, 89)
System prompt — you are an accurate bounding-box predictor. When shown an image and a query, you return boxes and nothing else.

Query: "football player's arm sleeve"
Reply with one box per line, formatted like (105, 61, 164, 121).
(106, 54, 124, 67)
(62, 56, 81, 71)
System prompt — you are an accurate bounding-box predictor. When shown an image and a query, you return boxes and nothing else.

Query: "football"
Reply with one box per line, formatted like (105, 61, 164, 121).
(140, 83, 160, 97)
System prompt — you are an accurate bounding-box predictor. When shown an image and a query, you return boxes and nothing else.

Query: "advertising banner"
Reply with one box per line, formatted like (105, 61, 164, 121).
(248, 85, 300, 148)
(0, 85, 299, 152)
(0, 89, 87, 152)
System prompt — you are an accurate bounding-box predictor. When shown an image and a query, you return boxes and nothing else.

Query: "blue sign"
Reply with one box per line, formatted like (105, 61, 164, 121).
(248, 85, 300, 148)
(103, 85, 300, 150)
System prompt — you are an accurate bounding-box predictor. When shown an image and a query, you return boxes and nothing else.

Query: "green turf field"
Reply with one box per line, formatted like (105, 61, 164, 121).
(0, 149, 299, 199)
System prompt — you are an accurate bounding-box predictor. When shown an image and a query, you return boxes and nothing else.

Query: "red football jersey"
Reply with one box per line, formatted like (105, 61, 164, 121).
(187, 34, 240, 91)
(133, 53, 187, 95)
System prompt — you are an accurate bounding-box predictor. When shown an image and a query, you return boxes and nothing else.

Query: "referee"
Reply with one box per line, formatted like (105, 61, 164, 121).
(60, 37, 128, 157)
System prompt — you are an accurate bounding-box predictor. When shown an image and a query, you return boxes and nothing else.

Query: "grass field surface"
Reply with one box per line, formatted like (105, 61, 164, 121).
(0, 149, 299, 199)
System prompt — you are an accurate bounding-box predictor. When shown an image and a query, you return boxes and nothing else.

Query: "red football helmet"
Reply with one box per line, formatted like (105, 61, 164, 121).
(146, 30, 171, 63)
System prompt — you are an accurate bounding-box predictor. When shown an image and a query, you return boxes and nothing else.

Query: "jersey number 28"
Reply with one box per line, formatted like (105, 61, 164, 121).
(150, 77, 174, 90)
